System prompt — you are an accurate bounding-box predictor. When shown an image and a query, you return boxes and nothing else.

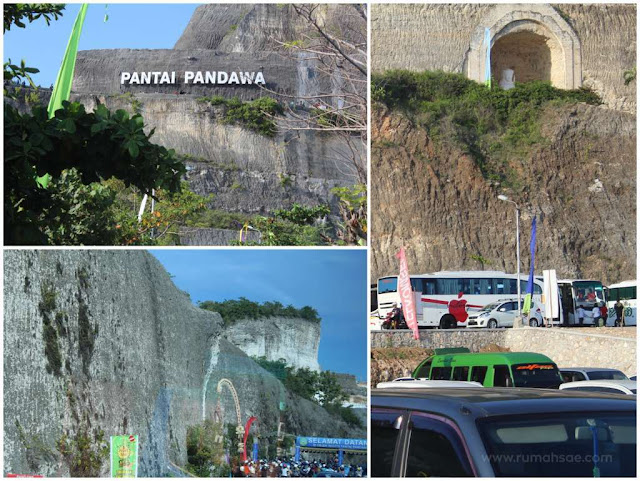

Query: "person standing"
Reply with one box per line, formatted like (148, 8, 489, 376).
(576, 306, 585, 325)
(614, 299, 625, 327)
(600, 302, 608, 325)
(592, 303, 602, 327)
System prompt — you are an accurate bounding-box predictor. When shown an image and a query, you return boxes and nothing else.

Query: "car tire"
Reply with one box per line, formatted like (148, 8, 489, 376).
(529, 318, 539, 327)
(439, 315, 455, 329)
(488, 319, 498, 329)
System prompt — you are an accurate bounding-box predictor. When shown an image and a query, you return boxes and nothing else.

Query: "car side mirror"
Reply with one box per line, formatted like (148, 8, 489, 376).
(499, 308, 506, 312)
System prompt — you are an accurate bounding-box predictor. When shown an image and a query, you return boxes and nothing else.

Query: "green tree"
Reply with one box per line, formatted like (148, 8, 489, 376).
(316, 371, 347, 407)
(4, 7, 190, 245)
(4, 4, 65, 32)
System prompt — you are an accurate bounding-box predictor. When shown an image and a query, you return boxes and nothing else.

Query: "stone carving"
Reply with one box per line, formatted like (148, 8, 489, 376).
(499, 68, 515, 89)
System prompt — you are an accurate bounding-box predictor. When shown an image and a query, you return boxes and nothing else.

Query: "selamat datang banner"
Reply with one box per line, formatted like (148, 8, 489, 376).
(396, 248, 419, 340)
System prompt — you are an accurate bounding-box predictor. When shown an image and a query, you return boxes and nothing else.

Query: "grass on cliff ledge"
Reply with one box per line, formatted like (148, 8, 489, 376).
(372, 71, 602, 190)
(196, 95, 283, 137)
(199, 297, 321, 326)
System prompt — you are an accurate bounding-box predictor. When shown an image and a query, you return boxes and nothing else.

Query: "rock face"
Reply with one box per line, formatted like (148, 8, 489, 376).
(371, 102, 636, 285)
(222, 317, 321, 371)
(72, 94, 359, 216)
(68, 4, 366, 243)
(3, 251, 362, 477)
(372, 3, 636, 112)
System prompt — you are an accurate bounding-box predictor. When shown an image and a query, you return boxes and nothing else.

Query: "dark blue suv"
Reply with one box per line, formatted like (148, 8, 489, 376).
(372, 387, 636, 477)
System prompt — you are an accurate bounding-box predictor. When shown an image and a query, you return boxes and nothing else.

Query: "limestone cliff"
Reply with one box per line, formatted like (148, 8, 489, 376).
(222, 317, 321, 371)
(371, 102, 636, 285)
(3, 251, 363, 476)
(67, 4, 366, 243)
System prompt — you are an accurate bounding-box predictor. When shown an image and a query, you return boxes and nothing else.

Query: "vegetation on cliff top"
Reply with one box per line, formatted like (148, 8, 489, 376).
(199, 297, 321, 326)
(372, 70, 602, 190)
(252, 357, 362, 428)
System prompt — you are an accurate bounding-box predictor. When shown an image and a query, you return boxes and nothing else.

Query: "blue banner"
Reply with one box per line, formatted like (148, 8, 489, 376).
(296, 437, 367, 450)
(523, 216, 537, 314)
(252, 442, 258, 462)
(484, 28, 492, 87)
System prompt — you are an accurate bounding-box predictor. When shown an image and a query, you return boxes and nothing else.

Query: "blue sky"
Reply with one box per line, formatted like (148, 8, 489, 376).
(150, 249, 368, 381)
(4, 3, 198, 87)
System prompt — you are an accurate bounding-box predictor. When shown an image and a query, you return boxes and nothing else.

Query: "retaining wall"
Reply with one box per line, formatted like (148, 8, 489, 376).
(370, 328, 636, 375)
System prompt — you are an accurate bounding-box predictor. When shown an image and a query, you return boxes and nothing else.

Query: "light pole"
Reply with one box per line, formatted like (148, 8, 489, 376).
(498, 195, 521, 319)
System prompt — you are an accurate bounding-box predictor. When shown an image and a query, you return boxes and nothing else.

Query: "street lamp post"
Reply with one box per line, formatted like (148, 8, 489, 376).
(498, 195, 521, 319)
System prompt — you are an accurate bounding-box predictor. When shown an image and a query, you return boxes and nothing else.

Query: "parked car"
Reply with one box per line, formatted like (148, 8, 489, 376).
(560, 367, 629, 382)
(559, 380, 637, 395)
(377, 380, 482, 389)
(412, 349, 563, 388)
(467, 299, 544, 328)
(371, 387, 636, 477)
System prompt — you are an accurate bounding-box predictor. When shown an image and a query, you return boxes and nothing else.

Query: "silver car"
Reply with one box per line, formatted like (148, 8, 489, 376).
(467, 299, 543, 328)
(371, 387, 636, 477)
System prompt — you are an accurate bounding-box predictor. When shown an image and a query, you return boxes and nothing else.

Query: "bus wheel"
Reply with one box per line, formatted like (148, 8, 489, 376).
(529, 318, 539, 327)
(488, 319, 498, 329)
(439, 315, 454, 329)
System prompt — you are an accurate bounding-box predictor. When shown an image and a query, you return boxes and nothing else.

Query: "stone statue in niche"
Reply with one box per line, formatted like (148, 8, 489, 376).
(499, 67, 515, 90)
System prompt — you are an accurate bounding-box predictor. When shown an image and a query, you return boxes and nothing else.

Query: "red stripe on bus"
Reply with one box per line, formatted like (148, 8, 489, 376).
(421, 298, 483, 309)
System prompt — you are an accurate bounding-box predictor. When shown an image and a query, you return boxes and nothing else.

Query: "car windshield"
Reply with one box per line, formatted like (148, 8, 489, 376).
(481, 302, 501, 312)
(588, 370, 628, 380)
(511, 363, 562, 388)
(478, 413, 636, 477)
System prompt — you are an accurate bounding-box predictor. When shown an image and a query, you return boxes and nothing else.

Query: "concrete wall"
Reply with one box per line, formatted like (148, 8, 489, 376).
(370, 328, 636, 375)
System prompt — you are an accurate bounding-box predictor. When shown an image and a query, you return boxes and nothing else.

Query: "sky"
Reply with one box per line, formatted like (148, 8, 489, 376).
(150, 249, 368, 381)
(4, 3, 198, 87)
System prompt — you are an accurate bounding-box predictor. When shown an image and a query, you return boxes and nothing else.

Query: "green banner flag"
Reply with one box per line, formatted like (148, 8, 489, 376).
(110, 435, 139, 478)
(47, 4, 89, 118)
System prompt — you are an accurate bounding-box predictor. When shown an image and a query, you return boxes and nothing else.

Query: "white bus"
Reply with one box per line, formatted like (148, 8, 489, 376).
(376, 271, 545, 329)
(557, 279, 607, 326)
(606, 280, 636, 326)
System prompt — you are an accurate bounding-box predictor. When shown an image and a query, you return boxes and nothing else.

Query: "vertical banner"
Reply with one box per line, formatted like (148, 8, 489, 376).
(395, 248, 419, 340)
(523, 216, 537, 314)
(484, 28, 492, 88)
(252, 441, 259, 462)
(110, 435, 139, 478)
(543, 270, 560, 323)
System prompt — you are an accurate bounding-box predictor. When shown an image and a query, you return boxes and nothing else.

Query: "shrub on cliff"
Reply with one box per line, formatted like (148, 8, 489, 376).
(197, 96, 283, 137)
(371, 70, 602, 190)
(198, 298, 321, 325)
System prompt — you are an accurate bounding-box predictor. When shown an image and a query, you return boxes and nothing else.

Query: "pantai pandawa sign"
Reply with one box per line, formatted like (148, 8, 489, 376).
(120, 71, 266, 86)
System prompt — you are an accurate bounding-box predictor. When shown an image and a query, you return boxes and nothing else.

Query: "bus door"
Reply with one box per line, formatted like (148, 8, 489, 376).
(559, 284, 575, 325)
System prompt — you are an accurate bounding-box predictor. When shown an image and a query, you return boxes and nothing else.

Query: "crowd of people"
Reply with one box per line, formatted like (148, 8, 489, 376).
(232, 457, 366, 477)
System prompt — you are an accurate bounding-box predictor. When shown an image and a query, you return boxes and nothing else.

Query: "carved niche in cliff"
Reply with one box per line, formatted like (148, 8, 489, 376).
(466, 4, 582, 89)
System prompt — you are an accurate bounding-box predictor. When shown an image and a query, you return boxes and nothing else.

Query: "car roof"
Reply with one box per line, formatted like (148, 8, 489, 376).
(560, 367, 625, 372)
(560, 380, 637, 389)
(371, 387, 635, 418)
(430, 352, 555, 364)
(377, 380, 483, 389)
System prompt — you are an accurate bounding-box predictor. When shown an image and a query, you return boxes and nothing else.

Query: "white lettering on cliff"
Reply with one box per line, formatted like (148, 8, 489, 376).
(120, 70, 266, 86)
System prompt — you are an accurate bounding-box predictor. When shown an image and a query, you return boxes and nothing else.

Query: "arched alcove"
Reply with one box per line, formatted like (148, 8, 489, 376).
(467, 6, 581, 89)
(491, 26, 562, 85)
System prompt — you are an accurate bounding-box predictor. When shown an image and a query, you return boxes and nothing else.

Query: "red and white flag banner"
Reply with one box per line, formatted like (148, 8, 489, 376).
(396, 247, 419, 340)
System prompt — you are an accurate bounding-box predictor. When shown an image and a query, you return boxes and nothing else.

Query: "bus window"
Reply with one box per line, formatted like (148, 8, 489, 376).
(452, 366, 469, 381)
(533, 283, 542, 295)
(379, 277, 397, 294)
(471, 366, 488, 384)
(423, 279, 436, 295)
(415, 359, 432, 379)
(437, 278, 463, 295)
(431, 367, 452, 380)
(493, 365, 512, 387)
(411, 278, 424, 293)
